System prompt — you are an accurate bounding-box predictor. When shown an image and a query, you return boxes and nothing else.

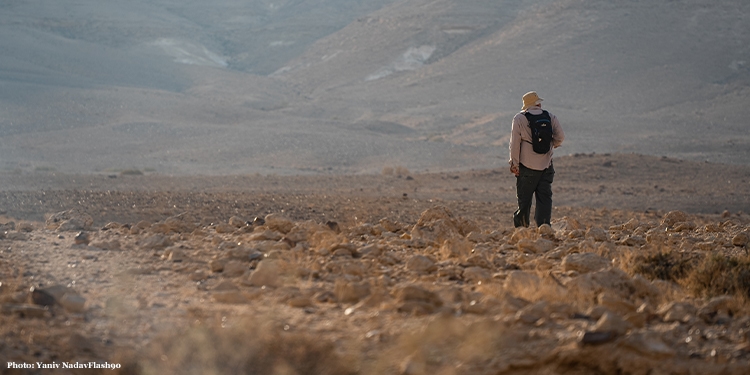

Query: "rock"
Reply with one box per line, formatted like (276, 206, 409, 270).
(585, 227, 609, 242)
(209, 259, 226, 273)
(661, 210, 688, 227)
(517, 238, 555, 253)
(410, 206, 463, 245)
(579, 331, 616, 346)
(732, 232, 749, 247)
(286, 295, 312, 308)
(228, 216, 247, 228)
(215, 223, 236, 234)
(510, 227, 536, 244)
(1, 304, 50, 318)
(247, 229, 284, 242)
(515, 301, 548, 324)
(395, 284, 443, 315)
(46, 209, 93, 231)
(698, 295, 736, 322)
(222, 261, 248, 278)
(658, 302, 697, 323)
(212, 291, 250, 304)
(537, 224, 555, 237)
(617, 235, 646, 247)
(406, 255, 437, 274)
(598, 292, 636, 316)
(246, 260, 281, 287)
(439, 237, 472, 260)
(462, 267, 492, 284)
(5, 232, 29, 241)
(30, 287, 57, 306)
(17, 222, 34, 232)
(139, 234, 172, 250)
(562, 252, 610, 274)
(552, 216, 582, 231)
(264, 214, 294, 234)
(89, 239, 121, 251)
(379, 218, 402, 233)
(59, 294, 86, 313)
(334, 279, 371, 304)
(620, 331, 676, 359)
(503, 271, 542, 295)
(594, 312, 632, 336)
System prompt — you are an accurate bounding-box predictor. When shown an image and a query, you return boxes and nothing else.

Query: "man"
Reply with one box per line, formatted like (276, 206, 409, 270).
(508, 91, 565, 228)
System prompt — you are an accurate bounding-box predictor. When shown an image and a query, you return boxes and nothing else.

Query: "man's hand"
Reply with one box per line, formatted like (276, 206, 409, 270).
(510, 165, 519, 176)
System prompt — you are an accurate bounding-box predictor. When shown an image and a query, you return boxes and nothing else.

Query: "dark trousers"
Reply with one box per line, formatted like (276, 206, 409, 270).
(513, 163, 555, 228)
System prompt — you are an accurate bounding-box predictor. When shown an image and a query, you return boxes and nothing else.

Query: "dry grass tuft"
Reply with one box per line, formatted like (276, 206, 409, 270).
(129, 318, 356, 375)
(685, 254, 750, 299)
(630, 251, 695, 283)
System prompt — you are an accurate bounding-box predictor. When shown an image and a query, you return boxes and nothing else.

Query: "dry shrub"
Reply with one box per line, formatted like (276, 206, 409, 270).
(629, 251, 695, 283)
(686, 254, 750, 299)
(130, 318, 356, 375)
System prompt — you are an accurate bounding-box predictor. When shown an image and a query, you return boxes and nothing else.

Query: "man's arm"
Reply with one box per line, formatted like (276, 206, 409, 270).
(508, 114, 522, 176)
(551, 114, 565, 148)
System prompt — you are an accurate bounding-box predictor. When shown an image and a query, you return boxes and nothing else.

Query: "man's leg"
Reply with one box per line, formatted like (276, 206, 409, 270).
(534, 164, 555, 227)
(514, 165, 542, 227)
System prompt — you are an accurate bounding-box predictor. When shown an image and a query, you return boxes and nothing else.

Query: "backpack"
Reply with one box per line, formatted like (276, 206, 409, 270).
(523, 110, 553, 154)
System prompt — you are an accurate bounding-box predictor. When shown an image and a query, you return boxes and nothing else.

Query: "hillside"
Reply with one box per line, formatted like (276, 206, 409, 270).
(1, 0, 748, 174)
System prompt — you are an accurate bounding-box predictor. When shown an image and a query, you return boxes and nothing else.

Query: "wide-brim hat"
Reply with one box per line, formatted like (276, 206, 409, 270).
(522, 91, 543, 111)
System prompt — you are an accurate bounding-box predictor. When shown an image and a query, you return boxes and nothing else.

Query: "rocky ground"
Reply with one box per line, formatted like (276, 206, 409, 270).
(1, 153, 750, 375)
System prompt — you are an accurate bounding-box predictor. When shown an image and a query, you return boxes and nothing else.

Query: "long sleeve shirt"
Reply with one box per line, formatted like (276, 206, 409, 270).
(508, 105, 564, 171)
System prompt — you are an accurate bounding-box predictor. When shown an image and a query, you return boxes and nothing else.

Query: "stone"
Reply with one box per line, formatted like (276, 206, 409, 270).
(410, 206, 463, 245)
(515, 301, 548, 324)
(594, 312, 632, 336)
(661, 210, 688, 227)
(503, 271, 542, 295)
(228, 216, 247, 228)
(462, 267, 492, 284)
(264, 214, 294, 234)
(732, 232, 749, 247)
(517, 238, 555, 253)
(215, 223, 236, 234)
(209, 258, 226, 273)
(30, 287, 57, 306)
(288, 296, 313, 308)
(212, 291, 249, 304)
(139, 234, 172, 250)
(585, 227, 609, 242)
(59, 294, 86, 313)
(439, 237, 472, 260)
(580, 331, 616, 346)
(5, 232, 28, 241)
(222, 261, 248, 278)
(562, 252, 610, 274)
(335, 279, 371, 304)
(620, 331, 676, 359)
(246, 260, 281, 287)
(247, 229, 283, 242)
(46, 209, 93, 231)
(598, 292, 636, 316)
(537, 224, 555, 237)
(395, 284, 443, 315)
(17, 222, 34, 232)
(1, 304, 50, 318)
(658, 302, 696, 323)
(406, 255, 437, 274)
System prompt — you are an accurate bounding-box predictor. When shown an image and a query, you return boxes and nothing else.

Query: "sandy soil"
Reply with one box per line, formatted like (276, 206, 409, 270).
(1, 153, 750, 375)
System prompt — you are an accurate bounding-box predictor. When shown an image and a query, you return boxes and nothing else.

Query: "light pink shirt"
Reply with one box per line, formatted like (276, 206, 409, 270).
(508, 105, 565, 171)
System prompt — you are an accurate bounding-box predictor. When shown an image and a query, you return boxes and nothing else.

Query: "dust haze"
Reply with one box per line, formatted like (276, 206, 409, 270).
(1, 0, 749, 174)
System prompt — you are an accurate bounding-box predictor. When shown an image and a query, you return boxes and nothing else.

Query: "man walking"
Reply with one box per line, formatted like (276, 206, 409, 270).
(509, 91, 565, 228)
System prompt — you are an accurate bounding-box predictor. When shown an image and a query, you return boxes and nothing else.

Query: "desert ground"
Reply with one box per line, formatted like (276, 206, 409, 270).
(1, 153, 750, 375)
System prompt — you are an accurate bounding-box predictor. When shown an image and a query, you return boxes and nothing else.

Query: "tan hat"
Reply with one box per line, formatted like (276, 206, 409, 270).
(522, 91, 543, 111)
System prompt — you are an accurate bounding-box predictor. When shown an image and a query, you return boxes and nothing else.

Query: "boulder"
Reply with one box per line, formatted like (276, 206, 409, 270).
(562, 252, 610, 274)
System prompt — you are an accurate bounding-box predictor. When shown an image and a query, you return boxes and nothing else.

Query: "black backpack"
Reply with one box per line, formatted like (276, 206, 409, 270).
(523, 110, 553, 154)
